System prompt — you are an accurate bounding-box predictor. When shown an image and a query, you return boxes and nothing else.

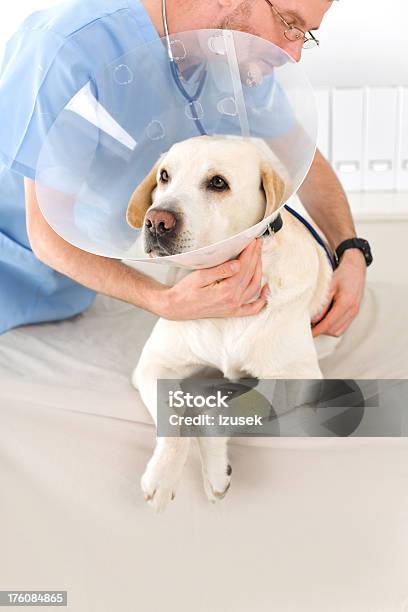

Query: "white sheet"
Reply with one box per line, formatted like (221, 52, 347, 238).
(0, 282, 407, 611)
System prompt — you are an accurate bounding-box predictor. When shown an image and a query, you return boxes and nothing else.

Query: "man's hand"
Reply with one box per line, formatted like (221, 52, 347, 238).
(311, 249, 366, 338)
(160, 238, 269, 320)
(296, 149, 368, 338)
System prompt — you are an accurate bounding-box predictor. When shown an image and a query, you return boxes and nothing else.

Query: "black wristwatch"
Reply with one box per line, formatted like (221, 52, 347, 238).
(334, 238, 373, 268)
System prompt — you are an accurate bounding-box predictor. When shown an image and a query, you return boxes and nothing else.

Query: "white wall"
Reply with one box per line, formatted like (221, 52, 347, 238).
(302, 0, 408, 88)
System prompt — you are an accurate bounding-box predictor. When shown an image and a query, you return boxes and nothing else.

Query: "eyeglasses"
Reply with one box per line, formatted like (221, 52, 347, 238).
(264, 1, 320, 49)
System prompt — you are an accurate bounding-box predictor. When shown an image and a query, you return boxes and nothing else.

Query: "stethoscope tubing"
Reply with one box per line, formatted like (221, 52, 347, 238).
(161, 0, 208, 136)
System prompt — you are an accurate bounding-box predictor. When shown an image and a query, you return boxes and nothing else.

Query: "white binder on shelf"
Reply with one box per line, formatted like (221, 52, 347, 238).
(331, 88, 364, 192)
(363, 87, 399, 191)
(396, 87, 408, 192)
(314, 88, 331, 160)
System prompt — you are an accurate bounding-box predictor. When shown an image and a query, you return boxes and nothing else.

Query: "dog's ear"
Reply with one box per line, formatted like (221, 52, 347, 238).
(126, 161, 160, 229)
(260, 163, 286, 219)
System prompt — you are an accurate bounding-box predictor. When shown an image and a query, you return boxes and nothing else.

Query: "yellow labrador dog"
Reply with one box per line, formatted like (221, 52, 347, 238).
(127, 136, 333, 512)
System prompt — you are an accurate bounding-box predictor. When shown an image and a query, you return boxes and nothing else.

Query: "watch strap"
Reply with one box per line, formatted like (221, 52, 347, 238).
(334, 238, 373, 267)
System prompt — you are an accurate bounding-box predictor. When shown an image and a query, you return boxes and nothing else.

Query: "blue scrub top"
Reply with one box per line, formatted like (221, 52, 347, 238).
(0, 0, 159, 334)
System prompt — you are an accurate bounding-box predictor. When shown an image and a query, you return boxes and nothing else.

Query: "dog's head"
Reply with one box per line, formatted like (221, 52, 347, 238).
(126, 136, 285, 257)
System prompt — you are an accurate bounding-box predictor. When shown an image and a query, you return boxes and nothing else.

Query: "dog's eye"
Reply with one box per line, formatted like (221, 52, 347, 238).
(208, 176, 229, 192)
(160, 169, 169, 183)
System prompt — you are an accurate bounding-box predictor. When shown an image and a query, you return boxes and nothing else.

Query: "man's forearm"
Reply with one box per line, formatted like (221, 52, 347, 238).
(36, 233, 169, 315)
(24, 179, 169, 315)
(297, 148, 357, 250)
(43, 239, 168, 312)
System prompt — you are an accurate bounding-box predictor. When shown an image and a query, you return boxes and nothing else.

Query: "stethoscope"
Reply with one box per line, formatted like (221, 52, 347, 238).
(161, 0, 208, 136)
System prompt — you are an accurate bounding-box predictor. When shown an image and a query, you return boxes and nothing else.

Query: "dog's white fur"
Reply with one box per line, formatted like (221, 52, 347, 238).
(127, 136, 335, 512)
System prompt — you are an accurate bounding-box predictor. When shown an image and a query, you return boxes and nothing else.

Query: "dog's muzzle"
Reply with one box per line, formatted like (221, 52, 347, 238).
(144, 208, 181, 256)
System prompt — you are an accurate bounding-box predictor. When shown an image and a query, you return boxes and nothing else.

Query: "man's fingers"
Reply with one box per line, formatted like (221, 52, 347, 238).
(332, 322, 351, 337)
(237, 238, 260, 264)
(328, 310, 356, 337)
(312, 300, 353, 337)
(195, 240, 260, 288)
(179, 240, 265, 319)
(311, 292, 335, 325)
(195, 259, 241, 287)
(237, 239, 262, 279)
(242, 254, 263, 302)
(313, 319, 348, 338)
(311, 299, 342, 337)
(230, 284, 269, 318)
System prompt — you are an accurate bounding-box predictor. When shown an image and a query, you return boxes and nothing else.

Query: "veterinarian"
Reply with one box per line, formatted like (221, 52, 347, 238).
(0, 0, 372, 337)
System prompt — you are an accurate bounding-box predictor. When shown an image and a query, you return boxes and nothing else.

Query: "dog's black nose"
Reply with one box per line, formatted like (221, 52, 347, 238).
(145, 209, 177, 236)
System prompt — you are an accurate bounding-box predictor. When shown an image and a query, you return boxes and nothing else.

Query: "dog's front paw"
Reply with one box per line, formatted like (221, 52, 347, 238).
(141, 439, 189, 513)
(141, 466, 176, 513)
(199, 438, 232, 504)
(202, 461, 232, 503)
